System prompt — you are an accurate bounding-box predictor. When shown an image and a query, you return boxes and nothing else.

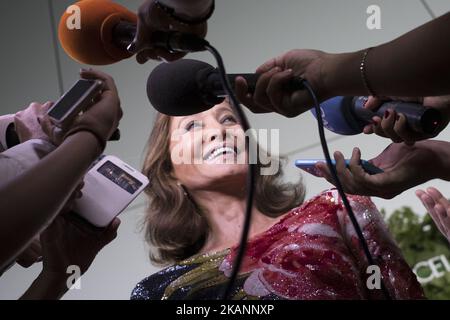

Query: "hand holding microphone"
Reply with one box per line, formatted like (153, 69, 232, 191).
(363, 95, 450, 145)
(145, 58, 443, 142)
(147, 58, 305, 116)
(58, 0, 210, 66)
(128, 0, 209, 63)
(236, 49, 331, 118)
(312, 96, 445, 140)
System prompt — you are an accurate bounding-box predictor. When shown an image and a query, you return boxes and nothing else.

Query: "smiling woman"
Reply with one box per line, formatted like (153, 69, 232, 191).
(140, 100, 304, 264)
(131, 100, 424, 300)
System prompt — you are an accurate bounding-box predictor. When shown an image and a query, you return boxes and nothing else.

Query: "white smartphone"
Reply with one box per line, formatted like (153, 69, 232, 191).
(74, 155, 149, 227)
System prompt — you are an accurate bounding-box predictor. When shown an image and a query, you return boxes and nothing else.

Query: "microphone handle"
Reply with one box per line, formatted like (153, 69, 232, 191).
(204, 72, 305, 97)
(112, 21, 136, 50)
(352, 97, 442, 134)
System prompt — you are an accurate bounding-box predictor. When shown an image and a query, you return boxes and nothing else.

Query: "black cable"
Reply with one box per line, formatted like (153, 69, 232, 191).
(420, 0, 436, 19)
(48, 0, 65, 96)
(205, 44, 257, 300)
(303, 81, 391, 300)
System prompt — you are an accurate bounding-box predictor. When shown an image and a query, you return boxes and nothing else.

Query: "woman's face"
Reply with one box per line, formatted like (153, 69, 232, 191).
(168, 101, 247, 191)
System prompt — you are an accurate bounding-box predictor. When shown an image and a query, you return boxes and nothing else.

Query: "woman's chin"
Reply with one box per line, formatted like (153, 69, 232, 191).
(199, 162, 247, 181)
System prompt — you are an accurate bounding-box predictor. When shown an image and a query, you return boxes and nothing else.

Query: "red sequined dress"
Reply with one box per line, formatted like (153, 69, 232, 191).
(131, 190, 424, 300)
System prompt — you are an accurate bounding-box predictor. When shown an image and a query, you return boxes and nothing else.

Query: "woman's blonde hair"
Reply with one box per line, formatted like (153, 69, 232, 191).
(142, 113, 305, 265)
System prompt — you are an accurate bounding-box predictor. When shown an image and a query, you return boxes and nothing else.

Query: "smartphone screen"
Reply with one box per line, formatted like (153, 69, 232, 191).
(97, 161, 143, 195)
(48, 79, 99, 120)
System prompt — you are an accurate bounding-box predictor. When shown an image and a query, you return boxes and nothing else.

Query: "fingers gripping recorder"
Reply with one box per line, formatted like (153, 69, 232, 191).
(311, 96, 442, 136)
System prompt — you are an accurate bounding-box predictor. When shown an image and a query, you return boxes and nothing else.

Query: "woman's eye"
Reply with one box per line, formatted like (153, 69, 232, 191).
(185, 120, 202, 131)
(221, 115, 237, 124)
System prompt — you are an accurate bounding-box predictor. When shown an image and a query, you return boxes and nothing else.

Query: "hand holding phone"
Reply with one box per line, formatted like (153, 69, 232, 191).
(41, 69, 123, 149)
(74, 155, 149, 227)
(295, 159, 383, 177)
(47, 79, 103, 127)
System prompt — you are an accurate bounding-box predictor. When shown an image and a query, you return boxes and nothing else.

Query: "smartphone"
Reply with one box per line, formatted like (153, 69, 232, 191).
(47, 79, 103, 126)
(73, 155, 149, 228)
(295, 159, 384, 177)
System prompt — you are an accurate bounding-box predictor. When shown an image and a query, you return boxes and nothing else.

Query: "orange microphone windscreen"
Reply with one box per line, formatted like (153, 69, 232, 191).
(59, 0, 137, 65)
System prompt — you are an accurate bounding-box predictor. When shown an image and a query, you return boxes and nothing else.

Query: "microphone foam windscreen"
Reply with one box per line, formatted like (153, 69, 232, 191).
(310, 96, 363, 135)
(147, 59, 221, 116)
(58, 0, 137, 65)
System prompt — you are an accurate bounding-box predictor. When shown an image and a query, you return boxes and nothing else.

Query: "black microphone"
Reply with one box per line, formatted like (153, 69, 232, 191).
(147, 59, 304, 116)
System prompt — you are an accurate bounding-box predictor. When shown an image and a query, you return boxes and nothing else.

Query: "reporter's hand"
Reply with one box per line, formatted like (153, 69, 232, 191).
(129, 0, 207, 63)
(14, 102, 53, 143)
(416, 187, 450, 243)
(235, 49, 332, 118)
(39, 69, 123, 150)
(363, 95, 450, 145)
(40, 214, 120, 277)
(16, 237, 42, 268)
(20, 214, 119, 300)
(316, 142, 439, 199)
(15, 181, 84, 269)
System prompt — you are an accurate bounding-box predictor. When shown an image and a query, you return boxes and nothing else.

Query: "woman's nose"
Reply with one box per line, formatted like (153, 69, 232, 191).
(204, 122, 226, 142)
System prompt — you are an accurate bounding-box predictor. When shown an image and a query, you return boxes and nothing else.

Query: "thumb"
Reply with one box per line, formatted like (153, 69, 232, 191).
(128, 18, 149, 55)
(102, 218, 121, 244)
(41, 101, 54, 114)
(364, 96, 383, 111)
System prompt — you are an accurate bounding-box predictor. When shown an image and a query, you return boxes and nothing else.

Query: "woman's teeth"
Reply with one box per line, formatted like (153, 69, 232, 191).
(205, 147, 236, 162)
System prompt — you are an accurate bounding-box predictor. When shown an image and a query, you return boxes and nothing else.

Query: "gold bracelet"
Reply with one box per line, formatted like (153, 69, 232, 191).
(360, 47, 376, 96)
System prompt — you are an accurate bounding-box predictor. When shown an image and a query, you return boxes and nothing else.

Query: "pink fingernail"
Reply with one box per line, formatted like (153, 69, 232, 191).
(363, 98, 369, 107)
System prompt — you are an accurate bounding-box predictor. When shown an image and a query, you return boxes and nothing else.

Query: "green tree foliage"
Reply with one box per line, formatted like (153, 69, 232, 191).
(383, 207, 450, 299)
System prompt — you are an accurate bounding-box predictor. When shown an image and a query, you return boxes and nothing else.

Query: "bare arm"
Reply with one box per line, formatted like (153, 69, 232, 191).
(20, 272, 68, 300)
(0, 132, 101, 270)
(326, 12, 450, 97)
(238, 13, 450, 118)
(0, 69, 122, 270)
(20, 216, 120, 300)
